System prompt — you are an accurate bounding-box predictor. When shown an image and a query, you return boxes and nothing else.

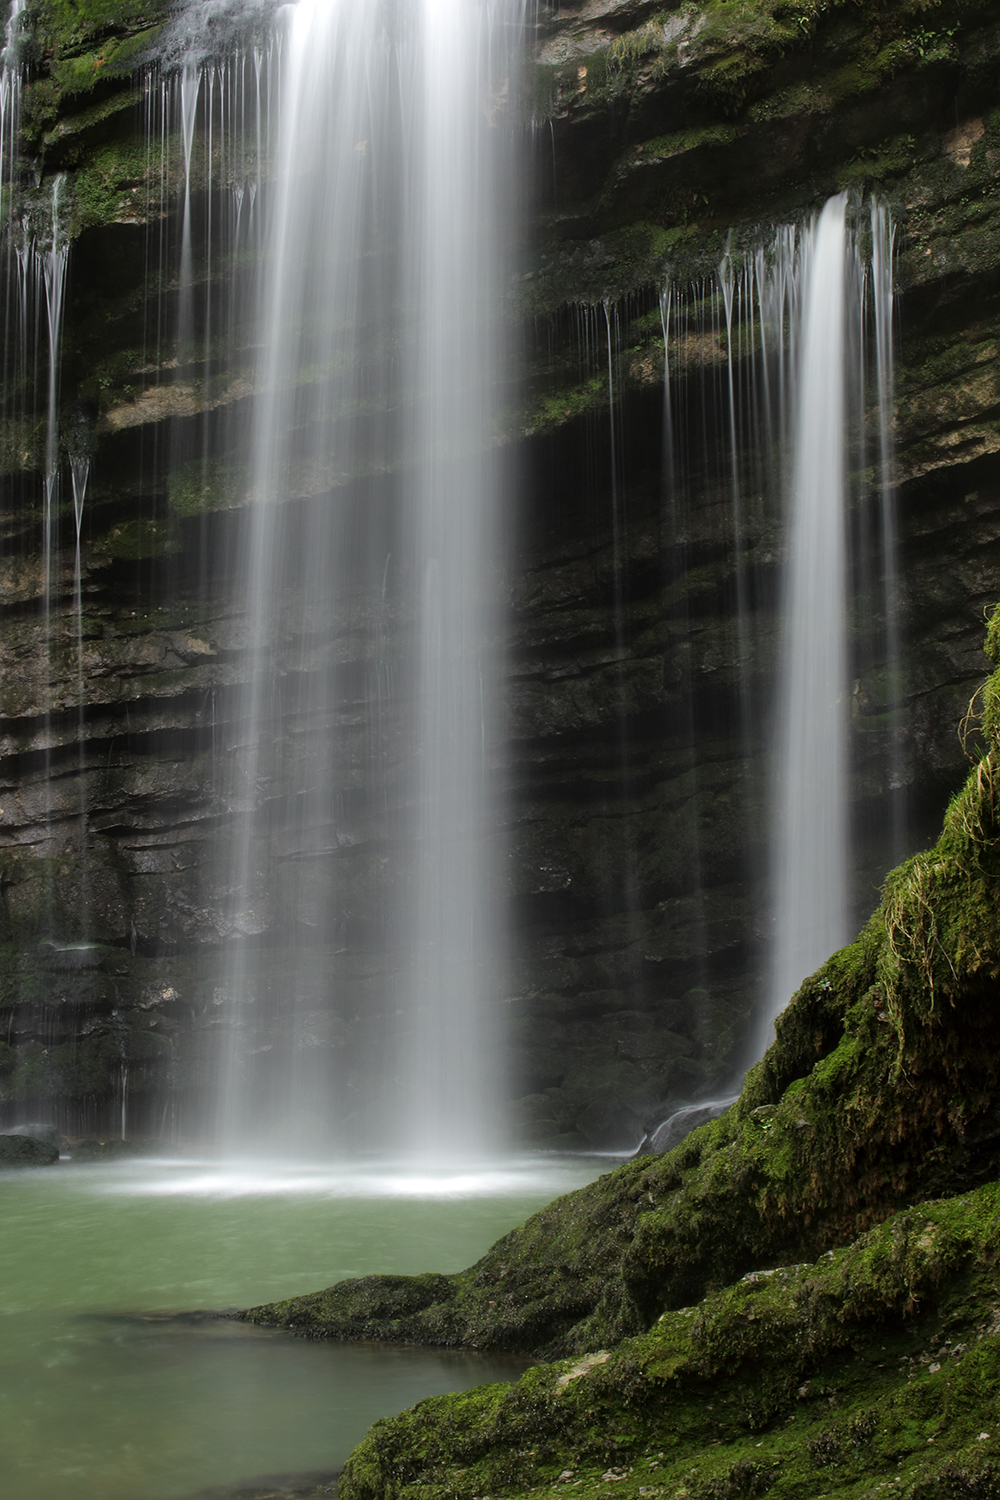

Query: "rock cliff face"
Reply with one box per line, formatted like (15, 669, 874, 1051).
(0, 0, 998, 1146)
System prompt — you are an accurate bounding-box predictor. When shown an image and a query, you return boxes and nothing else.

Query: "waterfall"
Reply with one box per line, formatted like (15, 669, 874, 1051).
(764, 193, 851, 1044)
(179, 0, 525, 1156)
(70, 446, 90, 864)
(404, 0, 516, 1159)
(870, 201, 902, 862)
(661, 195, 899, 1065)
(0, 0, 905, 1143)
(30, 174, 69, 933)
(40, 175, 69, 650)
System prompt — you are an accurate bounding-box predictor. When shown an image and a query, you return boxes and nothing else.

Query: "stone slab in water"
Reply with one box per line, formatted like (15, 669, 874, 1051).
(69, 1137, 139, 1162)
(0, 1134, 59, 1166)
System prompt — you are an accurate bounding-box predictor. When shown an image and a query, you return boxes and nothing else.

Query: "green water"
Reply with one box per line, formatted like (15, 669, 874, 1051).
(0, 1156, 605, 1500)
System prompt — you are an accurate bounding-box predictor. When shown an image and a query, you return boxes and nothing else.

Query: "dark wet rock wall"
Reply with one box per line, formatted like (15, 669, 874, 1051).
(0, 0, 998, 1146)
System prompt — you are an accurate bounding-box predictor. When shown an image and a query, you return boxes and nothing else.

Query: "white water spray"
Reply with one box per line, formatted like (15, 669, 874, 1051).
(403, 0, 520, 1159)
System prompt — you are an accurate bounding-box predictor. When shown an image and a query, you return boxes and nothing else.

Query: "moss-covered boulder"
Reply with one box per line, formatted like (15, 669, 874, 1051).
(340, 1183, 1000, 1500)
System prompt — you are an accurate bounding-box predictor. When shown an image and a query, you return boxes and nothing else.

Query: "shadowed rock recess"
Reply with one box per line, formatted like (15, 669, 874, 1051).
(246, 607, 1000, 1495)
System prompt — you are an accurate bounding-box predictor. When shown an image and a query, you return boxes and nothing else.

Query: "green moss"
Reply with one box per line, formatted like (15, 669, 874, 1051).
(16, 0, 169, 150)
(262, 613, 1000, 1497)
(836, 132, 919, 187)
(97, 515, 180, 560)
(41, 78, 142, 149)
(167, 457, 246, 518)
(640, 125, 740, 160)
(673, 0, 992, 114)
(70, 137, 165, 231)
(48, 25, 164, 95)
(0, 415, 47, 475)
(340, 1183, 1000, 1500)
(28, 0, 168, 54)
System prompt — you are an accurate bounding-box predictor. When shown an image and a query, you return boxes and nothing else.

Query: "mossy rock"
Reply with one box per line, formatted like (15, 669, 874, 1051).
(0, 1132, 58, 1166)
(339, 1182, 1000, 1500)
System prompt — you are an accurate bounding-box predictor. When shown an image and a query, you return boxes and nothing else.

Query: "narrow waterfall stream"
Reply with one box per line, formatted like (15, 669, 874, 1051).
(767, 193, 852, 1043)
(660, 196, 899, 1064)
(764, 195, 898, 1047)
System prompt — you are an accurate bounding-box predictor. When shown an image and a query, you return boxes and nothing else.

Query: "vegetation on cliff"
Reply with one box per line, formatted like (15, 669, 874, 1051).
(525, 0, 1000, 434)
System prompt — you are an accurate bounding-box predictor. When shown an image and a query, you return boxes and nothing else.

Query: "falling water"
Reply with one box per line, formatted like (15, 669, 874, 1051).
(718, 237, 751, 713)
(213, 0, 396, 1150)
(175, 63, 202, 369)
(0, 0, 22, 229)
(36, 175, 69, 932)
(764, 193, 851, 1043)
(404, 0, 518, 1159)
(660, 194, 898, 1063)
(40, 176, 68, 608)
(658, 285, 708, 995)
(197, 0, 524, 1156)
(870, 200, 902, 861)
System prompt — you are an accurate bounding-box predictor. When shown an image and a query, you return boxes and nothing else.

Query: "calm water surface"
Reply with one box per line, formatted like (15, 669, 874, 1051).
(0, 1155, 606, 1500)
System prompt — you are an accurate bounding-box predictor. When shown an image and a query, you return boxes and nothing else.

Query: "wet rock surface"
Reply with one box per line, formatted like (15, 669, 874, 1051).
(636, 1095, 735, 1155)
(6, 1120, 65, 1149)
(0, 1132, 59, 1165)
(0, 0, 996, 1144)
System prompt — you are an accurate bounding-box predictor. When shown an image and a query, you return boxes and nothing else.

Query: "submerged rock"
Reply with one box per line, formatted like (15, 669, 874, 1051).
(0, 1134, 58, 1167)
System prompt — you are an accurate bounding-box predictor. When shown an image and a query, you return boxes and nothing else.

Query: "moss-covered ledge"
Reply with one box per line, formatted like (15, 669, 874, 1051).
(243, 606, 1000, 1358)
(341, 1183, 1000, 1500)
